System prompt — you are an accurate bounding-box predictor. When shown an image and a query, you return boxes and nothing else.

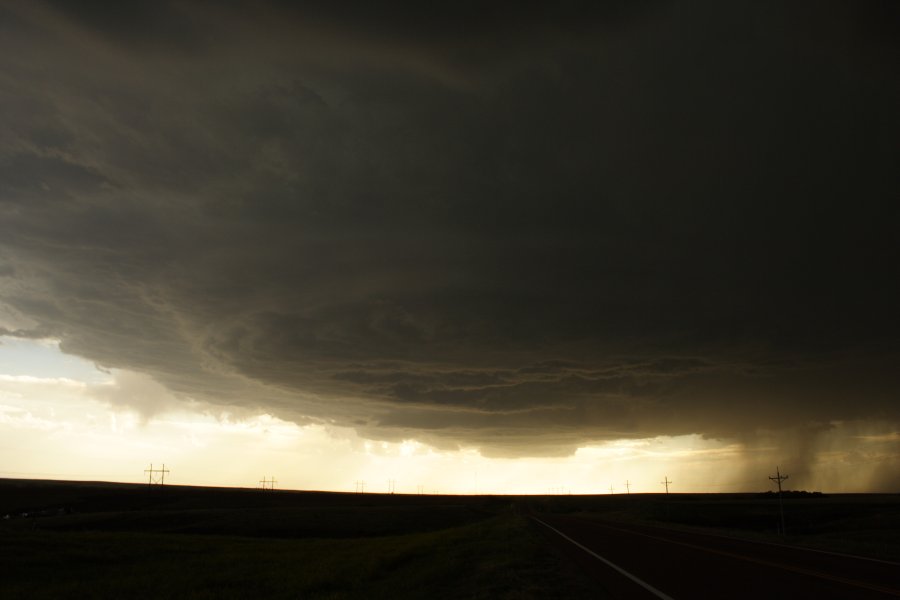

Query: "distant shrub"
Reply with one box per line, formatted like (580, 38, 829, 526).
(759, 490, 826, 498)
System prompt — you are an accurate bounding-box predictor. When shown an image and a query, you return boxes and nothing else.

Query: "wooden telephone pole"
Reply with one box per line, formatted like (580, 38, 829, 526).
(144, 464, 169, 489)
(769, 466, 789, 536)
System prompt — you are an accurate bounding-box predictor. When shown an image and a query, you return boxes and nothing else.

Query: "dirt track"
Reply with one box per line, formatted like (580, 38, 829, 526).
(536, 514, 900, 599)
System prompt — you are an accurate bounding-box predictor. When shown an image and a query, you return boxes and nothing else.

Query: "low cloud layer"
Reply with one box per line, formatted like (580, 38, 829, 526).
(1, 1, 898, 468)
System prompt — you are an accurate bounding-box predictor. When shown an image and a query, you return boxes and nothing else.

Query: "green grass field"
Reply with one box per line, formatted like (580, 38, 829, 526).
(0, 480, 595, 599)
(3, 479, 898, 598)
(1, 515, 594, 599)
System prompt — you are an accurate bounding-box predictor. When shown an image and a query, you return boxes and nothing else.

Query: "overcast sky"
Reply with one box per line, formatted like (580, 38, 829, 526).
(1, 1, 898, 492)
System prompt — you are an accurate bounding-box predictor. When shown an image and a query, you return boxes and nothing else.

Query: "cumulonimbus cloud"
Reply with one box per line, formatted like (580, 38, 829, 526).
(1, 0, 898, 462)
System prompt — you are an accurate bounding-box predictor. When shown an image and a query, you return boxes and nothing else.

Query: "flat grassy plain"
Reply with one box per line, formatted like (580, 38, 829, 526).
(0, 480, 594, 599)
(3, 480, 898, 599)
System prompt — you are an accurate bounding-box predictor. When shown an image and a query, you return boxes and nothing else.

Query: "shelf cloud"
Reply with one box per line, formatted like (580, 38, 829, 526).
(1, 0, 897, 472)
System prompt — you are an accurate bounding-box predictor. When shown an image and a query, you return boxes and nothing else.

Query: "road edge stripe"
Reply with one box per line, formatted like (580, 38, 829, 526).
(533, 516, 676, 600)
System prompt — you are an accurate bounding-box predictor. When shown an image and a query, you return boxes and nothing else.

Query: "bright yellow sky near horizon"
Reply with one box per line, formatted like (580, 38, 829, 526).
(0, 336, 891, 495)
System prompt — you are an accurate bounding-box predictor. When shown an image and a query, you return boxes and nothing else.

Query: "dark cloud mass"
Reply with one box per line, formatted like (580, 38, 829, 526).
(1, 1, 898, 476)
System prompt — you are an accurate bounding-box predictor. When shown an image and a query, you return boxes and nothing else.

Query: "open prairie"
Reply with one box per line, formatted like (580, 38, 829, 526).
(0, 479, 592, 599)
(2, 479, 899, 598)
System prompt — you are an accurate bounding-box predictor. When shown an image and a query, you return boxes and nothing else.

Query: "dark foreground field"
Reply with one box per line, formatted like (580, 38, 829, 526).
(0, 479, 593, 599)
(2, 480, 899, 599)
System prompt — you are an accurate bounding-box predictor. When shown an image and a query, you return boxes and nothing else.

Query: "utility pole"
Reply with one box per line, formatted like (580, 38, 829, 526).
(355, 480, 366, 494)
(417, 485, 424, 495)
(769, 466, 789, 536)
(259, 476, 277, 490)
(609, 485, 614, 495)
(625, 480, 631, 494)
(387, 479, 396, 494)
(660, 475, 673, 517)
(144, 464, 170, 489)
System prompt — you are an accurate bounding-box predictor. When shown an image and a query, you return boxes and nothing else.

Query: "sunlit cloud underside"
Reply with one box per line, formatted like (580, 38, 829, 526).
(2, 339, 896, 494)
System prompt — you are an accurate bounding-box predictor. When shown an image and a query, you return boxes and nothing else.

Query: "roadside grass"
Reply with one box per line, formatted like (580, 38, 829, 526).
(0, 514, 594, 599)
(535, 494, 900, 562)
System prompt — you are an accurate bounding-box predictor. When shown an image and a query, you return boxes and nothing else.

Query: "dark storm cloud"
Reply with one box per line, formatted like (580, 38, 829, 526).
(0, 1, 898, 465)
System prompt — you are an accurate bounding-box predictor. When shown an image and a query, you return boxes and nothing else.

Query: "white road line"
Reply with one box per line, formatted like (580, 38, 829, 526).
(533, 517, 676, 600)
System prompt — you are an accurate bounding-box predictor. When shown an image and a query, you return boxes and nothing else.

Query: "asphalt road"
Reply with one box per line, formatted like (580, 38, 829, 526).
(535, 514, 900, 599)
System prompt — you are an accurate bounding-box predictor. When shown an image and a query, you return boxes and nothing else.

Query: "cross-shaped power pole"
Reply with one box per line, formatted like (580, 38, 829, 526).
(769, 466, 790, 536)
(609, 485, 615, 495)
(661, 476, 672, 495)
(259, 476, 277, 490)
(769, 466, 789, 492)
(144, 464, 169, 488)
(625, 480, 631, 494)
